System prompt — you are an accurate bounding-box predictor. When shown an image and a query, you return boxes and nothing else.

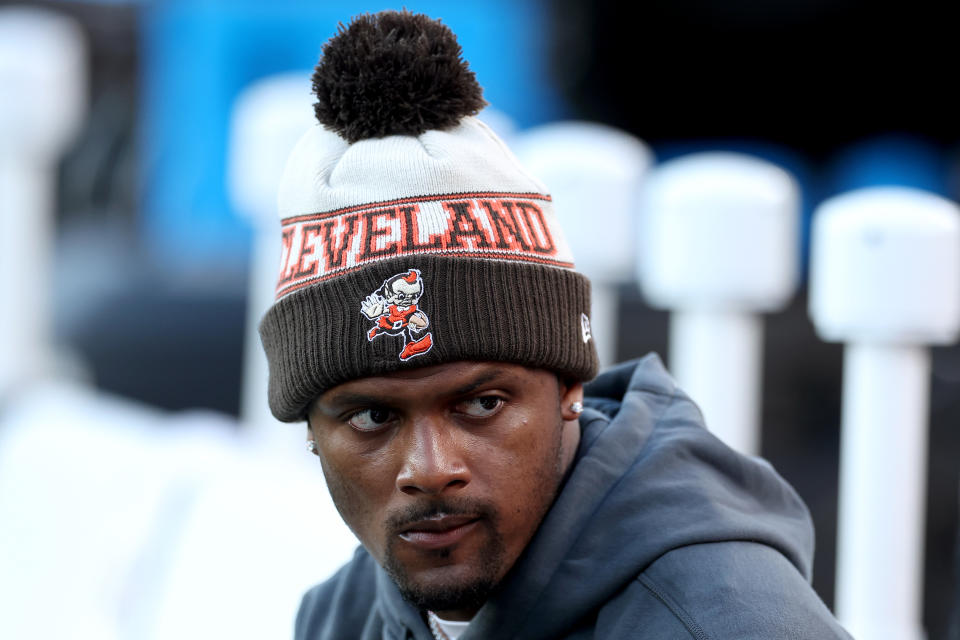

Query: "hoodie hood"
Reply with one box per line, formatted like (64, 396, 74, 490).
(376, 353, 815, 640)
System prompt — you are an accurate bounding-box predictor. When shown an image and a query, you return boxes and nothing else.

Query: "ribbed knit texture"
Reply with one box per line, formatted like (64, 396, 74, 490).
(260, 254, 597, 422)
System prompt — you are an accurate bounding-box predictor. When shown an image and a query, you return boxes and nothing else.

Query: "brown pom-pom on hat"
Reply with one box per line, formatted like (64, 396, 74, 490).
(312, 10, 486, 142)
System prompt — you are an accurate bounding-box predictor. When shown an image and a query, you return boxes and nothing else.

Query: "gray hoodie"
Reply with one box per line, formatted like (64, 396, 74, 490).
(295, 354, 852, 639)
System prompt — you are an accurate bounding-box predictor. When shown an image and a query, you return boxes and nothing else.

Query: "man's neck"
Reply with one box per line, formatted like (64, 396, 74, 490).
(432, 606, 476, 622)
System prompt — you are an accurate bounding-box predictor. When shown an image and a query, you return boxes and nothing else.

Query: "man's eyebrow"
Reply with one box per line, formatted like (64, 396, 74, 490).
(452, 369, 507, 396)
(318, 368, 510, 412)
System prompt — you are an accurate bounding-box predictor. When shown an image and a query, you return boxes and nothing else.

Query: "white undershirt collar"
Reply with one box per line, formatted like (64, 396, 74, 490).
(427, 610, 470, 640)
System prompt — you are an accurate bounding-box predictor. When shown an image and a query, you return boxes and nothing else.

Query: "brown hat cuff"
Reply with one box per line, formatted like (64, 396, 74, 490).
(259, 255, 599, 422)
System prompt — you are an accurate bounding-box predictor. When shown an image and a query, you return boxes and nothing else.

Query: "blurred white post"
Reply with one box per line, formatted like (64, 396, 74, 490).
(227, 72, 315, 438)
(638, 153, 799, 455)
(512, 122, 653, 368)
(809, 187, 960, 640)
(0, 8, 86, 397)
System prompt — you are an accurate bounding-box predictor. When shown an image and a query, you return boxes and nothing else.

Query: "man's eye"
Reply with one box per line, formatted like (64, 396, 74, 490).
(347, 408, 395, 431)
(457, 396, 503, 418)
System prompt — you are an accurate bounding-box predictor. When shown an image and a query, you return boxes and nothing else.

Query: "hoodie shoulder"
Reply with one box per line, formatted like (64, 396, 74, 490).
(584, 354, 676, 403)
(596, 541, 852, 639)
(585, 353, 817, 578)
(296, 547, 383, 640)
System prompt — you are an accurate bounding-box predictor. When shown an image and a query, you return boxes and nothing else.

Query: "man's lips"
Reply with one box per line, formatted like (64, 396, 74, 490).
(398, 515, 480, 550)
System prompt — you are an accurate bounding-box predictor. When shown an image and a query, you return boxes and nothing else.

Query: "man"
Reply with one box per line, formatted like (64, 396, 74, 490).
(259, 10, 851, 639)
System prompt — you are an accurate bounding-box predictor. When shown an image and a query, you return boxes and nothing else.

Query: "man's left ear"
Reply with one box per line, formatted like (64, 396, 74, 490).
(560, 381, 585, 421)
(305, 419, 320, 456)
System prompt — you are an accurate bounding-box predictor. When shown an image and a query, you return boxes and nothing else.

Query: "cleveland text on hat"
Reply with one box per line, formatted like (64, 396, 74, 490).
(275, 193, 568, 299)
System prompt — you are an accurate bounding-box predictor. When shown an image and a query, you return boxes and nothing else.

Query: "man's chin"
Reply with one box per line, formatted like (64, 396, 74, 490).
(391, 567, 498, 615)
(383, 548, 506, 615)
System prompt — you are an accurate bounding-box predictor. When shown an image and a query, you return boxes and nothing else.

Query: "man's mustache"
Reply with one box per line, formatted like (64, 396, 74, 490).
(385, 497, 498, 535)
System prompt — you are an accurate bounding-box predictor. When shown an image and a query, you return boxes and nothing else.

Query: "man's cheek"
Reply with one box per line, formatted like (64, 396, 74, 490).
(320, 459, 378, 540)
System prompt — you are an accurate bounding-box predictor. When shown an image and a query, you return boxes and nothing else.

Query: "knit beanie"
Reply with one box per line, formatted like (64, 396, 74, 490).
(259, 10, 599, 422)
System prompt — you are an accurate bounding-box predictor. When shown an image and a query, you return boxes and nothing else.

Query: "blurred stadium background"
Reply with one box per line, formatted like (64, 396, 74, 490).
(2, 0, 959, 637)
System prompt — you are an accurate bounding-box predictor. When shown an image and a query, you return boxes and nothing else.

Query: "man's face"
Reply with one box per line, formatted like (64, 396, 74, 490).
(307, 361, 582, 620)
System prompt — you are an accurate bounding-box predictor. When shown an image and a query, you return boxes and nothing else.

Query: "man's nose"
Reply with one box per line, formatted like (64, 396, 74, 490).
(395, 418, 470, 496)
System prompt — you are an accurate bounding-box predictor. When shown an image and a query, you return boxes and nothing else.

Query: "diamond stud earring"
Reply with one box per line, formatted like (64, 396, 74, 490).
(570, 401, 583, 415)
(306, 440, 318, 454)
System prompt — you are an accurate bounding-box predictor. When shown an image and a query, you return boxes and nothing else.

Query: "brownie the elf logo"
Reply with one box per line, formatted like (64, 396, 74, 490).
(361, 269, 434, 361)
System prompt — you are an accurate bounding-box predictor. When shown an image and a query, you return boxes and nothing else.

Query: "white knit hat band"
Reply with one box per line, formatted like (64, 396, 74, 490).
(277, 118, 550, 216)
